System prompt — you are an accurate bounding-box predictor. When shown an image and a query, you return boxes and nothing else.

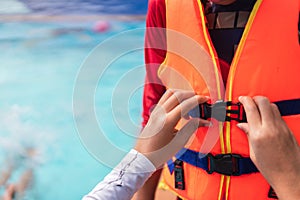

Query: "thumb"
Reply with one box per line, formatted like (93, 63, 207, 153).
(144, 118, 201, 169)
(147, 118, 211, 169)
(164, 118, 202, 157)
(176, 118, 210, 142)
(176, 118, 200, 140)
(237, 123, 250, 135)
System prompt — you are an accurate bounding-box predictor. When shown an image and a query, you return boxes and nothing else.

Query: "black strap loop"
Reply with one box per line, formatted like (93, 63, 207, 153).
(189, 98, 300, 123)
(167, 148, 258, 176)
(189, 100, 246, 122)
(207, 153, 241, 176)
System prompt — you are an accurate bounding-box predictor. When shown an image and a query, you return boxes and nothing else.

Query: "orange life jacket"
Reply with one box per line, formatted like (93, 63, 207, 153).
(157, 0, 300, 199)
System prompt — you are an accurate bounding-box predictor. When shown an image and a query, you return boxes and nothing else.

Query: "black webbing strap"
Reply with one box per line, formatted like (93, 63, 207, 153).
(188, 98, 300, 123)
(168, 148, 258, 176)
(275, 99, 300, 118)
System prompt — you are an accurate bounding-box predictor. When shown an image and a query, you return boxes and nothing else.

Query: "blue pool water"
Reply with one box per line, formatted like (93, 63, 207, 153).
(5, 0, 149, 15)
(0, 20, 146, 199)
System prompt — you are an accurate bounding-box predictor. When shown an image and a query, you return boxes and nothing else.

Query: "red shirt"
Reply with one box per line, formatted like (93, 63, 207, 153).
(142, 0, 167, 126)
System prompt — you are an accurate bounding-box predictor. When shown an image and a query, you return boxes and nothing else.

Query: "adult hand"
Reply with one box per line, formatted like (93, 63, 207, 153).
(238, 96, 300, 200)
(135, 89, 210, 169)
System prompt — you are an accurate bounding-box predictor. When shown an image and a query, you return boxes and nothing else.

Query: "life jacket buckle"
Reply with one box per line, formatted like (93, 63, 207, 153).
(210, 100, 227, 122)
(207, 153, 241, 176)
(196, 100, 246, 122)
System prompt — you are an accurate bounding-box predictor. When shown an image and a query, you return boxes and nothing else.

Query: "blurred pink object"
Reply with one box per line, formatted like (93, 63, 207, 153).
(93, 20, 110, 33)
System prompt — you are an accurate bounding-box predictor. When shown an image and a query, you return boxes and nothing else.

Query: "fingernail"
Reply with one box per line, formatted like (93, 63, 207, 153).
(204, 122, 213, 127)
(238, 96, 244, 102)
(236, 123, 242, 129)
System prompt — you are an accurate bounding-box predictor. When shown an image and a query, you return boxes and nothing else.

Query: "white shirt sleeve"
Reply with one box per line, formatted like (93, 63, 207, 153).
(82, 149, 156, 200)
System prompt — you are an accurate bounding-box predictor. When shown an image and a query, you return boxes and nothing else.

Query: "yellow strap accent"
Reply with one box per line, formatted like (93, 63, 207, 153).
(158, 181, 169, 191)
(158, 181, 187, 200)
(224, 1, 263, 199)
(226, 0, 263, 156)
(225, 122, 231, 153)
(224, 122, 231, 200)
(219, 123, 225, 154)
(196, 1, 226, 200)
(218, 122, 226, 200)
(225, 176, 231, 200)
(196, 0, 223, 100)
(227, 0, 263, 101)
(217, 175, 225, 200)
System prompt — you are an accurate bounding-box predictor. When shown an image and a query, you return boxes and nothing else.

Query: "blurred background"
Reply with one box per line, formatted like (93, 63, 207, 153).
(0, 0, 148, 199)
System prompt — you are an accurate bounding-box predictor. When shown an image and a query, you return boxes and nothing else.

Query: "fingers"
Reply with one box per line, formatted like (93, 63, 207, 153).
(171, 118, 200, 146)
(174, 118, 209, 141)
(239, 96, 283, 138)
(271, 103, 281, 119)
(239, 96, 261, 129)
(157, 89, 174, 106)
(162, 118, 205, 160)
(141, 118, 206, 169)
(237, 123, 250, 135)
(253, 96, 274, 126)
(160, 90, 197, 113)
(169, 95, 209, 123)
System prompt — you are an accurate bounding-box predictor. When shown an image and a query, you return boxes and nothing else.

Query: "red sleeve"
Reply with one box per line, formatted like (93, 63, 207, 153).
(142, 0, 167, 127)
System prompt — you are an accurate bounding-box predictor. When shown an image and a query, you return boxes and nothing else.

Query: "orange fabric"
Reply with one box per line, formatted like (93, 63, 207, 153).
(158, 0, 223, 101)
(158, 0, 300, 199)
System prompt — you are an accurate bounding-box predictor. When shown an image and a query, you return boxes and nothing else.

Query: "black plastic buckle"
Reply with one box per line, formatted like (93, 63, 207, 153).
(207, 153, 241, 176)
(200, 101, 246, 122)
